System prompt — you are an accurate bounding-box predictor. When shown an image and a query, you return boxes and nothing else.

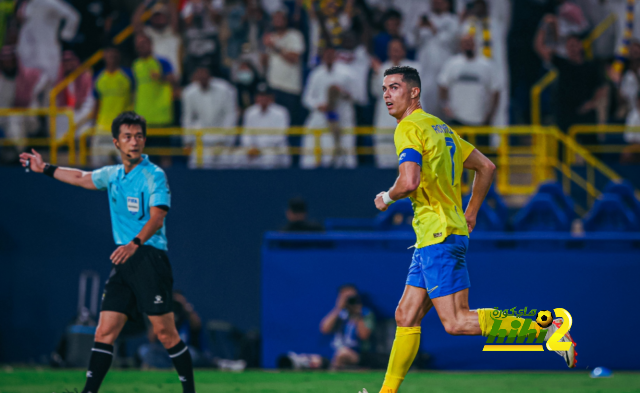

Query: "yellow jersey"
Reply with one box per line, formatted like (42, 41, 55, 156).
(394, 109, 476, 248)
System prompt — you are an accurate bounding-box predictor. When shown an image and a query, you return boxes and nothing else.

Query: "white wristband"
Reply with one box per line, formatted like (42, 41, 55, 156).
(382, 192, 395, 205)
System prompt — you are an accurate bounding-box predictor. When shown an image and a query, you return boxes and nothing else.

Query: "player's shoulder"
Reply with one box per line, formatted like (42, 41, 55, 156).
(94, 164, 121, 180)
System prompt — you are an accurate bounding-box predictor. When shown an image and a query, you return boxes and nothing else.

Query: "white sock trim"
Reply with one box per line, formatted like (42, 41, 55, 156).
(168, 346, 188, 358)
(91, 348, 113, 356)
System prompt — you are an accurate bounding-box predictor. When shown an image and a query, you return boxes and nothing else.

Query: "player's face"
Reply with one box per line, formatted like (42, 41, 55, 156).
(382, 74, 413, 119)
(115, 124, 146, 161)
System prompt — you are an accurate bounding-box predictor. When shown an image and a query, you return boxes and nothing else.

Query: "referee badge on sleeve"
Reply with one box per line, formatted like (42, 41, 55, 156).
(127, 197, 140, 215)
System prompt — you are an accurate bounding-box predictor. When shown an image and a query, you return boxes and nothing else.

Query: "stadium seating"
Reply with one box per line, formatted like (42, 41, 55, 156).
(512, 194, 571, 232)
(603, 180, 640, 222)
(461, 193, 505, 232)
(536, 182, 575, 221)
(583, 193, 640, 232)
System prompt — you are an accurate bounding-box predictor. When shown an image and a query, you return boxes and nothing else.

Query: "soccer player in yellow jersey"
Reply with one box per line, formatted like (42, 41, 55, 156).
(361, 66, 577, 393)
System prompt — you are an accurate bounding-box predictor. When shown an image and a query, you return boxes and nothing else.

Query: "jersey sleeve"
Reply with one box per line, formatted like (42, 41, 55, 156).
(394, 121, 424, 158)
(149, 169, 171, 208)
(156, 57, 174, 77)
(91, 166, 116, 190)
(459, 137, 476, 161)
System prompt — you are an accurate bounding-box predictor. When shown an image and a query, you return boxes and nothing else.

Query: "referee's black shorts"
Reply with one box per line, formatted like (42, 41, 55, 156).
(101, 245, 174, 320)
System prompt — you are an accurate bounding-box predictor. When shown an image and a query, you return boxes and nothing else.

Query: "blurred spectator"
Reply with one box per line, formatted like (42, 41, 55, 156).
(459, 0, 510, 126)
(233, 59, 261, 115)
(139, 291, 208, 368)
(92, 45, 134, 167)
(537, 3, 588, 59)
(66, 0, 115, 61)
(133, 33, 177, 128)
(577, 0, 617, 60)
(54, 50, 95, 139)
(371, 39, 420, 168)
(319, 284, 374, 370)
(0, 45, 46, 163)
(307, 0, 355, 66)
(181, 66, 238, 169)
(134, 2, 182, 79)
(263, 7, 306, 126)
(372, 9, 404, 63)
(282, 197, 324, 231)
(622, 40, 640, 145)
(181, 0, 223, 81)
(301, 47, 357, 169)
(16, 0, 79, 85)
(240, 82, 291, 169)
(535, 32, 607, 133)
(228, 0, 269, 60)
(438, 34, 500, 127)
(336, 31, 372, 125)
(415, 0, 458, 117)
(369, 0, 429, 52)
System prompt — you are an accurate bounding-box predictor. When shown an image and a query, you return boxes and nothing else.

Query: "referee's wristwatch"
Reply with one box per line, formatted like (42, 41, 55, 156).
(132, 237, 142, 247)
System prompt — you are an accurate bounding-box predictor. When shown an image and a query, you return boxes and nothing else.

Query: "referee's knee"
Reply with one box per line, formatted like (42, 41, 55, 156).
(153, 325, 180, 347)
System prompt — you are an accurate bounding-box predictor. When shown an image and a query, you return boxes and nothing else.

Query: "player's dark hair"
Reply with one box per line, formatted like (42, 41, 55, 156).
(384, 65, 421, 96)
(111, 111, 147, 139)
(288, 197, 307, 214)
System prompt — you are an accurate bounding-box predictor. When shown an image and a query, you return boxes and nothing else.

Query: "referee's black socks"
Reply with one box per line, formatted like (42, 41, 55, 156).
(167, 340, 196, 393)
(82, 342, 113, 393)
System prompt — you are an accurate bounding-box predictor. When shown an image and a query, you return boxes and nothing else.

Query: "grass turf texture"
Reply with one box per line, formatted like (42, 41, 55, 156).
(1, 370, 640, 393)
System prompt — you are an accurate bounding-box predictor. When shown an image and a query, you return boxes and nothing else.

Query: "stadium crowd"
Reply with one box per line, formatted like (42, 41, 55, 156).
(0, 0, 639, 168)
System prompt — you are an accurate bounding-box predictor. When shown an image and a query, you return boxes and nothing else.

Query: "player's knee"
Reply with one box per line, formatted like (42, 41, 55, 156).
(442, 320, 465, 336)
(395, 307, 415, 327)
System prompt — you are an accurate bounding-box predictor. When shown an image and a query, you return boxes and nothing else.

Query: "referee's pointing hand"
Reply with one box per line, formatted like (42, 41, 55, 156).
(110, 242, 139, 265)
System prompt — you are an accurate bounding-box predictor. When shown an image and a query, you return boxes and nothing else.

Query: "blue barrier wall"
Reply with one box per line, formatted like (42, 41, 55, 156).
(0, 167, 398, 363)
(262, 232, 640, 370)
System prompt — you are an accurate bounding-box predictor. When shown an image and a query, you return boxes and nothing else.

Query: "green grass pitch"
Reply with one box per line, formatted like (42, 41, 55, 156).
(1, 369, 640, 393)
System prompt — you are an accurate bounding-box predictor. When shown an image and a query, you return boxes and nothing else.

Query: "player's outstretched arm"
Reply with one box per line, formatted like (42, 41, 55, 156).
(463, 149, 496, 232)
(374, 162, 420, 211)
(19, 149, 97, 190)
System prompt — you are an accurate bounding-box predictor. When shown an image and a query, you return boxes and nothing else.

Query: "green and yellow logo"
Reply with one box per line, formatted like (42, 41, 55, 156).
(483, 307, 573, 352)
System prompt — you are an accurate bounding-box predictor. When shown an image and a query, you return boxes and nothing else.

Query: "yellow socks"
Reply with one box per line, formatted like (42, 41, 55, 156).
(380, 327, 421, 393)
(477, 308, 541, 339)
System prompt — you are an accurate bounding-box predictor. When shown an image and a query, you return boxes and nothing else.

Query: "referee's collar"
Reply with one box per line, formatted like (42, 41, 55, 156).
(119, 154, 150, 179)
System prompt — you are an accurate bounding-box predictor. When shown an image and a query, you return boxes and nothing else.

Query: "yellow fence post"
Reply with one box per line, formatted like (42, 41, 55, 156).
(314, 129, 322, 166)
(531, 70, 558, 126)
(196, 131, 204, 168)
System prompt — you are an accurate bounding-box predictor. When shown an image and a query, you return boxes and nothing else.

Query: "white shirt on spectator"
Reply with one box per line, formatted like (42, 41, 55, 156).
(438, 54, 501, 126)
(459, 0, 510, 126)
(145, 26, 182, 78)
(182, 78, 238, 168)
(621, 69, 640, 143)
(267, 29, 305, 95)
(336, 45, 371, 106)
(416, 12, 459, 115)
(17, 0, 79, 84)
(303, 63, 356, 128)
(241, 103, 291, 169)
(301, 62, 357, 168)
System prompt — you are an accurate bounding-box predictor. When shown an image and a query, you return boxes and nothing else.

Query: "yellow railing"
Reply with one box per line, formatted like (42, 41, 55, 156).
(47, 9, 152, 147)
(531, 13, 617, 125)
(1, 122, 627, 213)
(0, 108, 74, 164)
(569, 124, 640, 155)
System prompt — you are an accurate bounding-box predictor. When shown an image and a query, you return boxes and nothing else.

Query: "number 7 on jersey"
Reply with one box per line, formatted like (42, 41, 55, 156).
(445, 137, 456, 185)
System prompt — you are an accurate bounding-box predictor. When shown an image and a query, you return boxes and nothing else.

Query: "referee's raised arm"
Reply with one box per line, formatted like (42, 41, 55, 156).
(20, 148, 97, 190)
